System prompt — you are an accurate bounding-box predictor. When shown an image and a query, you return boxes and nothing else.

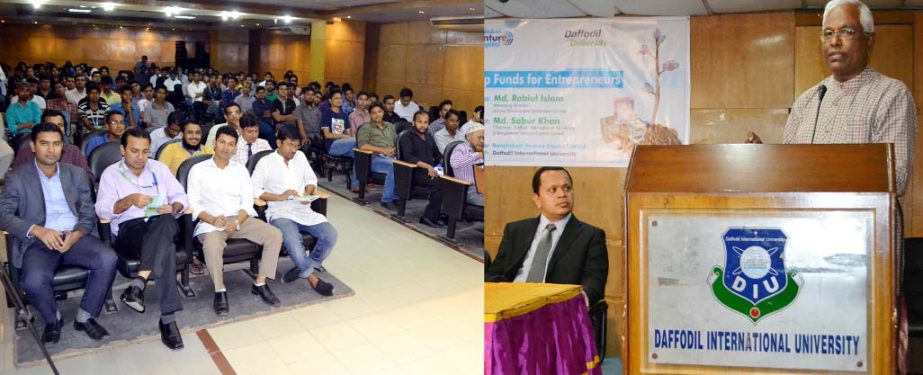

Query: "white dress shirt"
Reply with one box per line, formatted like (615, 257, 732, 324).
(513, 213, 572, 283)
(186, 82, 206, 102)
(434, 128, 467, 155)
(187, 158, 257, 237)
(65, 88, 86, 106)
(11, 95, 47, 110)
(394, 101, 420, 122)
(251, 151, 328, 226)
(164, 77, 183, 93)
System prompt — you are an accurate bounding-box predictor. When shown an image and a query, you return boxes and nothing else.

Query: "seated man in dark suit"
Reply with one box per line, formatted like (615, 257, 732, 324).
(485, 167, 608, 304)
(0, 123, 118, 343)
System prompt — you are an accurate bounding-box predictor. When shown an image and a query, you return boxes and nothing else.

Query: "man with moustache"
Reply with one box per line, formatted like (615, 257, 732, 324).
(158, 120, 214, 175)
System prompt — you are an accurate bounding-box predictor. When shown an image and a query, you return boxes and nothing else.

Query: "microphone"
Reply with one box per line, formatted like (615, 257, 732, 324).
(809, 84, 827, 144)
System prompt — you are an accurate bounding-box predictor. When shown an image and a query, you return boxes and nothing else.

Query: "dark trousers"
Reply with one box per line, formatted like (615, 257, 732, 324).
(413, 170, 444, 221)
(115, 215, 183, 315)
(20, 235, 118, 324)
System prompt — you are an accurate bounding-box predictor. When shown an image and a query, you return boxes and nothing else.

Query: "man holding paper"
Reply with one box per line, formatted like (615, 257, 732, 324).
(95, 127, 188, 350)
(251, 125, 338, 296)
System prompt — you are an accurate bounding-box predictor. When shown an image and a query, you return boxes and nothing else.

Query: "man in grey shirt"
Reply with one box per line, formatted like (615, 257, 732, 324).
(295, 87, 322, 141)
(143, 86, 175, 128)
(234, 84, 256, 116)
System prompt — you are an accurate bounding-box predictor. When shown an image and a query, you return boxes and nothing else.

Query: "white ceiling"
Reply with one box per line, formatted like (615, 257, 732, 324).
(485, 0, 923, 18)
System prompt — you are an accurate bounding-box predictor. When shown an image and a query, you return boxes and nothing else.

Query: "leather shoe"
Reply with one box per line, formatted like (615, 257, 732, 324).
(213, 291, 229, 316)
(43, 317, 63, 344)
(120, 285, 145, 313)
(282, 267, 302, 284)
(419, 216, 445, 228)
(380, 201, 399, 211)
(159, 320, 184, 350)
(310, 277, 335, 297)
(74, 318, 110, 340)
(251, 283, 281, 306)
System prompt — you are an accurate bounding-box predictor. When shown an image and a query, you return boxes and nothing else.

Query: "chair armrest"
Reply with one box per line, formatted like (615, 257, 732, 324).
(254, 198, 268, 221)
(314, 192, 330, 199)
(254, 198, 267, 206)
(97, 220, 113, 246)
(353, 148, 373, 155)
(184, 207, 193, 215)
(393, 160, 417, 168)
(440, 175, 473, 186)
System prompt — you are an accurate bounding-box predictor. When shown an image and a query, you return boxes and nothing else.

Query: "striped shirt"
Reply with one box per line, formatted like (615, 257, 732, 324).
(449, 141, 483, 186)
(783, 67, 917, 196)
(77, 98, 110, 130)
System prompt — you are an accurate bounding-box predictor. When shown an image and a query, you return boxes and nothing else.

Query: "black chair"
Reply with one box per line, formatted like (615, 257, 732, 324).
(321, 143, 353, 190)
(588, 299, 609, 356)
(79, 129, 108, 155)
(3, 232, 118, 329)
(393, 120, 411, 136)
(144, 126, 162, 135)
(392, 130, 437, 219)
(905, 237, 923, 338)
(245, 149, 329, 265)
(155, 139, 180, 160)
(439, 140, 483, 239)
(87, 142, 123, 198)
(176, 155, 265, 278)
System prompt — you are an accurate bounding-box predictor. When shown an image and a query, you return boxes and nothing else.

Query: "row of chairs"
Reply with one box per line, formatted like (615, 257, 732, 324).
(4, 146, 327, 328)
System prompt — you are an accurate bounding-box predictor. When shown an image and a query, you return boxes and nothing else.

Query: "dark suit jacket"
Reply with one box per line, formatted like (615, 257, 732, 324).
(486, 215, 609, 304)
(0, 162, 98, 268)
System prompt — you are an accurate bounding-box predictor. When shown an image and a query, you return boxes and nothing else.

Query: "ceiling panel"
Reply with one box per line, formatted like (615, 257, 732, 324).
(567, 0, 620, 17)
(348, 3, 481, 23)
(223, 0, 401, 11)
(613, 0, 708, 16)
(708, 0, 800, 14)
(485, 0, 586, 18)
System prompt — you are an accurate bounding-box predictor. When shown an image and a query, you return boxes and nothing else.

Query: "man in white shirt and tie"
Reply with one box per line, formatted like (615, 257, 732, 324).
(485, 167, 609, 305)
(251, 125, 338, 296)
(186, 126, 284, 315)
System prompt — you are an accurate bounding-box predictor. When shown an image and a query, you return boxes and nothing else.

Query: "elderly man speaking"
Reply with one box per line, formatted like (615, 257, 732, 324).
(749, 0, 916, 197)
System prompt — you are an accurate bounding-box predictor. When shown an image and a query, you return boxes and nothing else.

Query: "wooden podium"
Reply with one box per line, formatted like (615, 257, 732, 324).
(624, 144, 897, 374)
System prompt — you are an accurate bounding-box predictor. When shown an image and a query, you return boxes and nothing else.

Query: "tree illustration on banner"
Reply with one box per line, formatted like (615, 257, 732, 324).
(639, 28, 681, 146)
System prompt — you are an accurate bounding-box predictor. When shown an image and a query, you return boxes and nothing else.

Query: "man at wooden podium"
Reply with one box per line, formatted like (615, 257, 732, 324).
(485, 167, 609, 305)
(748, 0, 916, 199)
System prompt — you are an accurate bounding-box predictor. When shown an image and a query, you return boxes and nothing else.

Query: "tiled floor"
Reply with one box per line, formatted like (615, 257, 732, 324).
(0, 188, 485, 375)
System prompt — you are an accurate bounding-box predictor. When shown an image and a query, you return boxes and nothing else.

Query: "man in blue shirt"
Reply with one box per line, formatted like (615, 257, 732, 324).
(0, 123, 118, 344)
(6, 81, 42, 146)
(108, 85, 141, 128)
(84, 111, 126, 157)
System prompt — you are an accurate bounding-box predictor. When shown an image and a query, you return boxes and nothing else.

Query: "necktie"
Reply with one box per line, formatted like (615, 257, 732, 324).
(247, 143, 253, 159)
(526, 223, 557, 282)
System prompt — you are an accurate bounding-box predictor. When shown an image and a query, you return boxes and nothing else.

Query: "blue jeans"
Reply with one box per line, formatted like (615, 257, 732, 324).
(327, 138, 358, 184)
(20, 236, 118, 324)
(270, 219, 337, 279)
(369, 155, 398, 203)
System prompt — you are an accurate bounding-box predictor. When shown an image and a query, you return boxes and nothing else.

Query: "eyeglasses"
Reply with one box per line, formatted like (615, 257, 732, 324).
(820, 27, 867, 41)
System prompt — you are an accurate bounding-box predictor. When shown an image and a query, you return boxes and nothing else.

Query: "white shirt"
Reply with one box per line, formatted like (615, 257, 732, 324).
(137, 97, 152, 117)
(513, 213, 572, 283)
(434, 128, 467, 155)
(65, 88, 86, 106)
(251, 151, 327, 226)
(186, 82, 206, 102)
(149, 127, 181, 159)
(205, 123, 231, 149)
(164, 77, 183, 93)
(11, 95, 47, 110)
(394, 101, 420, 122)
(187, 158, 257, 237)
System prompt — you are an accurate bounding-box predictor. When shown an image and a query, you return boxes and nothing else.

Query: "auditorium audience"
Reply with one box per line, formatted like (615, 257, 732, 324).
(206, 103, 243, 148)
(295, 86, 322, 144)
(84, 111, 126, 157)
(272, 81, 297, 128)
(187, 126, 284, 315)
(11, 80, 47, 110)
(251, 125, 337, 296)
(95, 127, 187, 350)
(158, 120, 213, 175)
(78, 84, 110, 132)
(435, 109, 467, 155)
(394, 87, 420, 122)
(428, 99, 453, 135)
(252, 86, 276, 145)
(461, 105, 484, 135)
(0, 123, 119, 344)
(109, 85, 140, 128)
(7, 81, 43, 143)
(321, 88, 355, 159)
(144, 86, 175, 128)
(99, 77, 121, 105)
(348, 91, 371, 132)
(234, 82, 256, 115)
(13, 110, 93, 180)
(46, 81, 78, 128)
(382, 95, 402, 125)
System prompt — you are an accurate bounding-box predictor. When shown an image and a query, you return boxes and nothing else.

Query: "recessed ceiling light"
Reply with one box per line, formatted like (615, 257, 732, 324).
(346, 15, 351, 19)
(101, 2, 115, 12)
(469, 7, 476, 11)
(240, 24, 244, 27)
(282, 15, 293, 24)
(256, 23, 260, 26)
(418, 10, 425, 14)
(33, 20, 38, 24)
(119, 26, 123, 29)
(174, 15, 196, 20)
(68, 8, 92, 13)
(332, 17, 341, 22)
(164, 6, 182, 18)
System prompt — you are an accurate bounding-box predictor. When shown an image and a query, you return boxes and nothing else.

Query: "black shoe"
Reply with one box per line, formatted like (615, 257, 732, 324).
(282, 267, 302, 284)
(380, 201, 399, 211)
(74, 318, 110, 341)
(310, 277, 335, 297)
(43, 317, 63, 344)
(159, 320, 184, 350)
(213, 291, 229, 316)
(251, 283, 280, 306)
(419, 216, 445, 228)
(120, 285, 145, 313)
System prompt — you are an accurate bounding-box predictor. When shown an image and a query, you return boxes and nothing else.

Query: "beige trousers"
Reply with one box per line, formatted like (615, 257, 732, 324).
(198, 218, 283, 290)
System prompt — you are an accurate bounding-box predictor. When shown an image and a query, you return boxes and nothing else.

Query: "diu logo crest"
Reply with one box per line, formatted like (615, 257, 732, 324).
(708, 228, 801, 323)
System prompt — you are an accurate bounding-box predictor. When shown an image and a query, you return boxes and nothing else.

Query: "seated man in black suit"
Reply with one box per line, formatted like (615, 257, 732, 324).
(0, 123, 118, 343)
(485, 167, 608, 304)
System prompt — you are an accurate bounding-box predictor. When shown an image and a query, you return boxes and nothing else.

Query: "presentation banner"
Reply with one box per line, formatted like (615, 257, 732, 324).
(484, 18, 690, 167)
(645, 211, 870, 372)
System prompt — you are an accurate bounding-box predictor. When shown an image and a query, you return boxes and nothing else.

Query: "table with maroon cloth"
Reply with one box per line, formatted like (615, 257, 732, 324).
(485, 282, 601, 374)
